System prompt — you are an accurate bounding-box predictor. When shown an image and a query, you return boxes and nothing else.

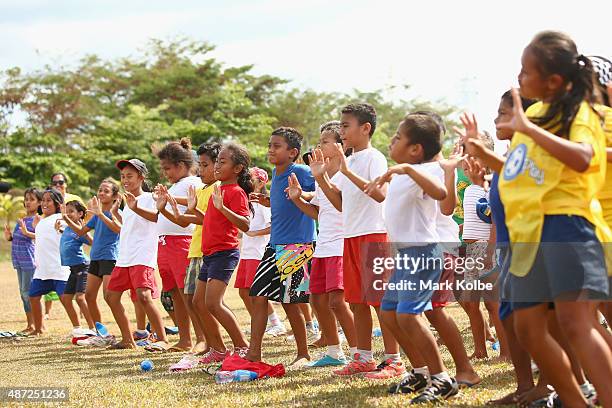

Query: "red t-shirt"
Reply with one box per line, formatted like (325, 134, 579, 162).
(202, 184, 250, 257)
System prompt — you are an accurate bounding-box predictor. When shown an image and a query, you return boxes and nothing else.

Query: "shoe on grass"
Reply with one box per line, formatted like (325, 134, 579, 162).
(332, 354, 377, 376)
(365, 360, 406, 379)
(307, 354, 347, 368)
(410, 376, 459, 404)
(388, 370, 429, 394)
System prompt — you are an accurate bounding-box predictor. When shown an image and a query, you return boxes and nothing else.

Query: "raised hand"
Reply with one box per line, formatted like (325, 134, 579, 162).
(54, 219, 63, 233)
(495, 87, 532, 134)
(3, 224, 11, 241)
(284, 173, 303, 200)
(187, 185, 198, 211)
(464, 157, 486, 186)
(124, 192, 137, 211)
(111, 197, 121, 214)
(155, 186, 168, 212)
(460, 112, 479, 141)
(59, 203, 67, 219)
(212, 184, 225, 210)
(308, 148, 328, 178)
(439, 139, 467, 172)
(89, 196, 102, 216)
(335, 143, 349, 173)
(365, 176, 384, 197)
(18, 219, 28, 235)
(168, 195, 181, 218)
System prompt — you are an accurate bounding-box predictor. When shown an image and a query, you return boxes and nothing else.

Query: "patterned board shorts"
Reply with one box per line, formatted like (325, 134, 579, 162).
(249, 243, 314, 304)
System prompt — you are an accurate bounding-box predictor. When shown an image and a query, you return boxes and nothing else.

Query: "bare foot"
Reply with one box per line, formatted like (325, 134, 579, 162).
(20, 327, 35, 335)
(289, 355, 311, 366)
(311, 339, 326, 348)
(487, 391, 518, 405)
(30, 330, 44, 336)
(455, 371, 481, 387)
(517, 385, 551, 406)
(244, 352, 262, 362)
(492, 354, 512, 363)
(469, 351, 488, 360)
(171, 342, 192, 351)
(191, 341, 208, 354)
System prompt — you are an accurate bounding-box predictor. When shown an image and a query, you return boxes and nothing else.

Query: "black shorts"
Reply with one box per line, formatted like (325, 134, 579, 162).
(88, 260, 116, 278)
(64, 263, 89, 295)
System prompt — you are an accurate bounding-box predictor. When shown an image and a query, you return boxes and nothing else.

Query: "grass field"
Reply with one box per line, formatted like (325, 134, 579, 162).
(0, 261, 517, 407)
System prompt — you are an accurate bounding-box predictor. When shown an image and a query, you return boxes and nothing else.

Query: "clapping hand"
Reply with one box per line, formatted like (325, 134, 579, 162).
(212, 184, 224, 210)
(284, 173, 303, 200)
(495, 87, 532, 135)
(124, 192, 137, 210)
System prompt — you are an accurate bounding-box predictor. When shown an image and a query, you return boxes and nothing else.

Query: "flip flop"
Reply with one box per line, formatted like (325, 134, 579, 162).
(107, 342, 136, 350)
(169, 355, 199, 372)
(144, 341, 170, 353)
(457, 379, 481, 389)
(0, 331, 16, 338)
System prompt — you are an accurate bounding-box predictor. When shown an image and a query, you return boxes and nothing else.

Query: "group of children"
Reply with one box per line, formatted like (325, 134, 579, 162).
(4, 30, 612, 406)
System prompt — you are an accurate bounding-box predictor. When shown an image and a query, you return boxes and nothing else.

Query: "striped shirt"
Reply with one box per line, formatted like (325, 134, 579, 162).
(11, 216, 36, 271)
(462, 184, 491, 241)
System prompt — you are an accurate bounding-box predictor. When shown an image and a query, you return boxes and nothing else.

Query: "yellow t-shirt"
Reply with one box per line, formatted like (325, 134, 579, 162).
(187, 183, 217, 259)
(499, 101, 607, 276)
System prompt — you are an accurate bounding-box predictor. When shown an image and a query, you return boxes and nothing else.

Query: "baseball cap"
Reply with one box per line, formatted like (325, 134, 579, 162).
(116, 159, 148, 176)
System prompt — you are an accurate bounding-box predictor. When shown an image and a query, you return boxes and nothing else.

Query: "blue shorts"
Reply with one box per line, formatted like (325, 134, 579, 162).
(381, 244, 443, 314)
(198, 249, 240, 285)
(508, 215, 609, 308)
(29, 278, 67, 297)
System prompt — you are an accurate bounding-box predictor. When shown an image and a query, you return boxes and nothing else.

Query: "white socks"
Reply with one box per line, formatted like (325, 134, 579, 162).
(268, 312, 281, 327)
(327, 344, 344, 360)
(356, 349, 373, 362)
(384, 353, 401, 364)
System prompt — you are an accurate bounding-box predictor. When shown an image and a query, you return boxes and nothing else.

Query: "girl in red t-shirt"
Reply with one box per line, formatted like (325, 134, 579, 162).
(190, 143, 253, 363)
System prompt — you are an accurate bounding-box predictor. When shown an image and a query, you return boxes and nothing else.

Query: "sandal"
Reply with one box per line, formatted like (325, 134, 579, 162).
(169, 355, 199, 372)
(166, 346, 191, 353)
(144, 341, 170, 353)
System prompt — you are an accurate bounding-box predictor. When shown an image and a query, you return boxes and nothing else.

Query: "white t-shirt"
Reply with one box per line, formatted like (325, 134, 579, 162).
(34, 213, 70, 281)
(157, 176, 202, 236)
(462, 184, 491, 241)
(311, 173, 344, 258)
(432, 166, 461, 253)
(116, 192, 159, 268)
(384, 162, 440, 246)
(240, 203, 271, 260)
(335, 147, 388, 238)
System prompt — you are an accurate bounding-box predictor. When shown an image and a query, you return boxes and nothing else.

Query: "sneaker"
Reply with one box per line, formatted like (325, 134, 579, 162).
(388, 370, 429, 394)
(72, 328, 96, 338)
(546, 384, 597, 408)
(365, 360, 407, 379)
(233, 347, 249, 358)
(375, 359, 390, 372)
(410, 376, 459, 404)
(197, 348, 228, 365)
(332, 354, 377, 376)
(133, 330, 150, 341)
(76, 335, 115, 347)
(307, 354, 347, 368)
(265, 324, 287, 337)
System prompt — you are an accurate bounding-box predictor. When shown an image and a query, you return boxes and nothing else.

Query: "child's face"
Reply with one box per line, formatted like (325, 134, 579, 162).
(340, 113, 368, 149)
(214, 148, 242, 182)
(251, 175, 264, 192)
(518, 48, 554, 100)
(268, 135, 296, 166)
(120, 166, 143, 194)
(24, 193, 40, 213)
(97, 182, 116, 205)
(389, 124, 420, 164)
(494, 99, 514, 140)
(160, 159, 188, 184)
(318, 131, 341, 159)
(65, 204, 83, 223)
(41, 193, 57, 216)
(199, 154, 216, 185)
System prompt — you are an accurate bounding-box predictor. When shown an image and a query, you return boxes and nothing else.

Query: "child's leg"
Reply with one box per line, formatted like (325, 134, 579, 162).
(185, 293, 207, 349)
(555, 301, 612, 407)
(484, 301, 510, 359)
(239, 288, 253, 316)
(60, 294, 81, 327)
(311, 293, 337, 346)
(300, 303, 313, 324)
(169, 288, 192, 349)
(350, 303, 373, 352)
(204, 279, 248, 349)
(425, 307, 480, 384)
(104, 290, 135, 347)
(192, 280, 225, 351)
(496, 313, 534, 401)
(328, 290, 356, 348)
(459, 300, 488, 358)
(16, 267, 34, 330)
(513, 304, 587, 407)
(75, 293, 94, 329)
(136, 288, 168, 343)
(30, 295, 44, 334)
(381, 309, 426, 368)
(244, 296, 268, 361)
(44, 298, 52, 317)
(132, 298, 147, 331)
(282, 303, 310, 362)
(375, 306, 401, 356)
(85, 274, 103, 324)
(396, 313, 446, 375)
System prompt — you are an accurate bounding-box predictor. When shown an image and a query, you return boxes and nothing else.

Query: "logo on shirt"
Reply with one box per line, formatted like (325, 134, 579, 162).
(502, 143, 544, 185)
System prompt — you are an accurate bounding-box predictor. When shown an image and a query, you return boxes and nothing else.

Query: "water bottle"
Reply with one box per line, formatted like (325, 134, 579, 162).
(491, 341, 500, 351)
(95, 322, 109, 337)
(372, 327, 382, 337)
(215, 370, 257, 384)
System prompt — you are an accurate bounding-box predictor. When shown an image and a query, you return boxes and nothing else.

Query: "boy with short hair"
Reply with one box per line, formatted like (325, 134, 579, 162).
(247, 127, 317, 369)
(313, 103, 402, 377)
(369, 113, 459, 403)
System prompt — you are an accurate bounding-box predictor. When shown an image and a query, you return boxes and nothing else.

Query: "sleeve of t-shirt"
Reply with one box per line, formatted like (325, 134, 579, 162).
(569, 103, 604, 172)
(369, 151, 388, 180)
(262, 206, 271, 226)
(227, 188, 250, 217)
(296, 165, 316, 192)
(86, 215, 97, 229)
(310, 187, 320, 207)
(139, 194, 156, 210)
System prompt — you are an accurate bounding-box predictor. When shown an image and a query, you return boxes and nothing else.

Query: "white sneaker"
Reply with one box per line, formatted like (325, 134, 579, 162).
(72, 328, 96, 338)
(307, 326, 321, 345)
(76, 335, 115, 347)
(265, 324, 287, 337)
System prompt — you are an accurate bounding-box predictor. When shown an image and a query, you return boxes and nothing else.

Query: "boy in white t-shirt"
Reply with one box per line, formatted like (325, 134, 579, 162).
(287, 121, 357, 367)
(314, 104, 401, 377)
(27, 189, 72, 335)
(368, 113, 459, 403)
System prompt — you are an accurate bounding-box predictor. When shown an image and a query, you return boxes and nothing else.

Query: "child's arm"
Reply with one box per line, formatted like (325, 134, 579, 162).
(4, 224, 12, 241)
(484, 222, 497, 271)
(212, 185, 250, 232)
(186, 185, 205, 224)
(497, 88, 593, 172)
(83, 232, 93, 246)
(309, 149, 342, 212)
(61, 203, 92, 236)
(457, 112, 506, 173)
(245, 226, 271, 237)
(173, 196, 188, 206)
(90, 197, 121, 234)
(125, 192, 158, 222)
(168, 195, 201, 227)
(438, 147, 465, 215)
(372, 164, 447, 201)
(285, 173, 320, 220)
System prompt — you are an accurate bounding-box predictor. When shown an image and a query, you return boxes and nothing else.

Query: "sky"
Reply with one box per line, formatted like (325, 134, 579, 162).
(1, 0, 611, 146)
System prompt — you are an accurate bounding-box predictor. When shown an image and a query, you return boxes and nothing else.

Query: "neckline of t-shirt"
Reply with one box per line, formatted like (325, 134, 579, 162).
(350, 147, 374, 157)
(274, 162, 297, 177)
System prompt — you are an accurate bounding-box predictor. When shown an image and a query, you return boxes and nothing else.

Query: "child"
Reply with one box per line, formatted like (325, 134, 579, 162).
(104, 159, 168, 350)
(61, 179, 121, 330)
(497, 31, 611, 407)
(247, 127, 317, 368)
(27, 188, 74, 335)
(367, 113, 458, 403)
(58, 200, 96, 336)
(3, 188, 42, 334)
(160, 142, 221, 355)
(286, 121, 357, 368)
(152, 138, 202, 352)
(234, 167, 287, 336)
(187, 143, 251, 363)
(313, 104, 400, 375)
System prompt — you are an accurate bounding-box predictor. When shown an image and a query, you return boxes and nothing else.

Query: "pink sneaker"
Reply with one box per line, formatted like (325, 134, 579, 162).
(364, 360, 407, 379)
(233, 347, 249, 358)
(333, 354, 377, 376)
(197, 348, 228, 364)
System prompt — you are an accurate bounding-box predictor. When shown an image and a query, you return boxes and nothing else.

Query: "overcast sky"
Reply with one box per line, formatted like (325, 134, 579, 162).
(1, 0, 610, 140)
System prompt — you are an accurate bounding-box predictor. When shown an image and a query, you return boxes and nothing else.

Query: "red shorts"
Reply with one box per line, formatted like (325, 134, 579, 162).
(158, 235, 191, 291)
(432, 253, 456, 308)
(234, 259, 260, 289)
(343, 233, 389, 306)
(107, 265, 160, 301)
(309, 256, 344, 294)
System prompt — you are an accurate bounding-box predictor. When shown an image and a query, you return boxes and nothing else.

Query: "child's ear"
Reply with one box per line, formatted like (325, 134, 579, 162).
(362, 122, 372, 136)
(547, 74, 565, 93)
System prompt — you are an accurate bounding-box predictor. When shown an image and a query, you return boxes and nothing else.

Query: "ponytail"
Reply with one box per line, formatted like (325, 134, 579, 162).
(222, 142, 254, 215)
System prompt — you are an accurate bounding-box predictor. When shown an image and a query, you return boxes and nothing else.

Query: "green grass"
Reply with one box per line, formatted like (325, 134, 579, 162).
(0, 261, 517, 407)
